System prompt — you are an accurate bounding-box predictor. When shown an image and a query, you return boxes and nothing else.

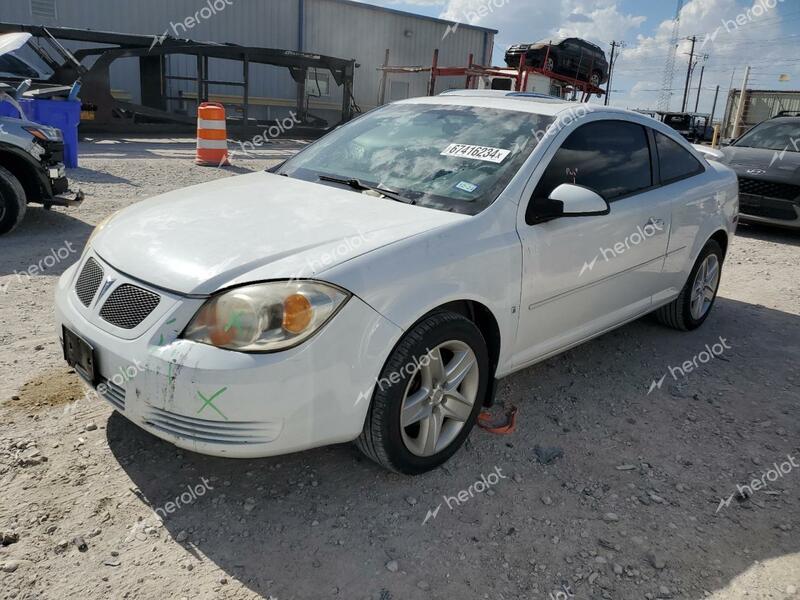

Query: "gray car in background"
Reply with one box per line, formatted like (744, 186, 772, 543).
(717, 114, 800, 230)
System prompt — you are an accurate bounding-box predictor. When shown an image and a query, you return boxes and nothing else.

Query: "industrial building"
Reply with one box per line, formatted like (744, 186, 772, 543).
(722, 89, 800, 139)
(0, 0, 496, 128)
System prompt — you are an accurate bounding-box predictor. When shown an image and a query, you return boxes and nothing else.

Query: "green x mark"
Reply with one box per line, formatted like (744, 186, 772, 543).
(223, 311, 244, 333)
(197, 387, 229, 421)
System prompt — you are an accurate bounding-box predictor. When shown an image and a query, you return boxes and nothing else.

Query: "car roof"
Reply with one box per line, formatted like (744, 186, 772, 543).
(767, 116, 800, 123)
(397, 90, 636, 118)
(532, 37, 602, 51)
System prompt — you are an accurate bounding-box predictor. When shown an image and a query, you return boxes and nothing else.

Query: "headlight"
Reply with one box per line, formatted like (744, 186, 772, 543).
(84, 213, 117, 254)
(183, 281, 350, 352)
(24, 125, 63, 142)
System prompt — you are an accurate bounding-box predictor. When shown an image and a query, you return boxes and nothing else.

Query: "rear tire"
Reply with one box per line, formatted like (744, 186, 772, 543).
(0, 165, 27, 236)
(356, 311, 489, 475)
(655, 239, 724, 331)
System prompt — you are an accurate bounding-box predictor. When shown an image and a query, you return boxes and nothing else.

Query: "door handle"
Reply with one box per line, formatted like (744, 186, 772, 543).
(645, 217, 665, 230)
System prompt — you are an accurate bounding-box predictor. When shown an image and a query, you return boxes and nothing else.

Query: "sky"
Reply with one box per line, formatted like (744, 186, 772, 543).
(359, 0, 800, 117)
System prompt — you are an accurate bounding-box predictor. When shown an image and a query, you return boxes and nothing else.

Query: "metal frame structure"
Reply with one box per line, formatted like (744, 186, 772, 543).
(377, 48, 606, 105)
(0, 22, 357, 135)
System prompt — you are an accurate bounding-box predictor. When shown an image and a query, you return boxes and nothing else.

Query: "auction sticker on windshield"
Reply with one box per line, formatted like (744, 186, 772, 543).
(441, 144, 512, 164)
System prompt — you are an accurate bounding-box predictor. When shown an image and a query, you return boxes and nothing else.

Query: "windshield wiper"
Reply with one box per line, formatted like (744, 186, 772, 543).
(318, 174, 415, 204)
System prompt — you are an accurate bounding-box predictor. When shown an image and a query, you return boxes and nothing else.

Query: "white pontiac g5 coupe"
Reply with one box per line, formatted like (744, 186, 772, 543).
(55, 91, 738, 474)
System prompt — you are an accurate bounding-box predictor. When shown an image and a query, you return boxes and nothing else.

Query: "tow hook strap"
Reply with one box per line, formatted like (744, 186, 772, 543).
(477, 406, 518, 434)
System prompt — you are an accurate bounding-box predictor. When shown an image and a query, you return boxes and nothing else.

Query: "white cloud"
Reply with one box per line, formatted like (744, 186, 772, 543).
(371, 0, 798, 112)
(614, 0, 798, 112)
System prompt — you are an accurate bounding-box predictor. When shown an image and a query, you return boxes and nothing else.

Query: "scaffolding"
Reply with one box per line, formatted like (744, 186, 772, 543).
(0, 22, 357, 135)
(377, 48, 606, 105)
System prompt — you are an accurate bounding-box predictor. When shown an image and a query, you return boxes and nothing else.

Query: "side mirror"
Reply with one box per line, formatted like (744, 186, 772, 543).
(529, 183, 609, 223)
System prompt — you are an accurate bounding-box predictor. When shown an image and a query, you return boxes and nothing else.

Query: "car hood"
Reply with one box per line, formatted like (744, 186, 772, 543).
(718, 146, 800, 184)
(92, 171, 468, 295)
(0, 33, 32, 56)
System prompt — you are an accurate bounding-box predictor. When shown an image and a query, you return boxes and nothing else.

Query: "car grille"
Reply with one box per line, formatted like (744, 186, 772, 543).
(739, 194, 799, 222)
(75, 257, 104, 307)
(738, 177, 800, 201)
(143, 406, 280, 446)
(98, 377, 126, 412)
(99, 284, 161, 330)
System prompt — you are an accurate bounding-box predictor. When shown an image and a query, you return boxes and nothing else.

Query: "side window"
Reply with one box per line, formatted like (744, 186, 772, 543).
(531, 120, 653, 202)
(655, 131, 705, 184)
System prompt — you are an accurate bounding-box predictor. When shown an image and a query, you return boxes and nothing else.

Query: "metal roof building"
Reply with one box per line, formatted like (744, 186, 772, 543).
(0, 0, 496, 126)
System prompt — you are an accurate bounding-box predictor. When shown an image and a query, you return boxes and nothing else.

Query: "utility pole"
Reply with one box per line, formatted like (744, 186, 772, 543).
(694, 62, 706, 113)
(733, 65, 751, 139)
(682, 35, 697, 112)
(709, 85, 720, 125)
(605, 41, 622, 106)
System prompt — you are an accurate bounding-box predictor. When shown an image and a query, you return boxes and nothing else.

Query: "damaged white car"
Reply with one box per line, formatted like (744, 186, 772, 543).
(55, 91, 738, 474)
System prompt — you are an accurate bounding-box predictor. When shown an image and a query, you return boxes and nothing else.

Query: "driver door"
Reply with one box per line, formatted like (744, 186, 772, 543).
(512, 118, 672, 368)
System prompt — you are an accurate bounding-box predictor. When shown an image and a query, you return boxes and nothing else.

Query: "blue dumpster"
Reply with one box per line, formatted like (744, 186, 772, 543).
(0, 97, 30, 119)
(24, 99, 81, 168)
(0, 100, 16, 118)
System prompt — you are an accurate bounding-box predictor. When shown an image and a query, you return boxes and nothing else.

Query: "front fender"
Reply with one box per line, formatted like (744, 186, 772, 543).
(323, 199, 522, 376)
(0, 141, 53, 201)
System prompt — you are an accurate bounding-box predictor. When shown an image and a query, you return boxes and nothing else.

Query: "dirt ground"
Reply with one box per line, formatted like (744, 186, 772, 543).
(1, 136, 798, 600)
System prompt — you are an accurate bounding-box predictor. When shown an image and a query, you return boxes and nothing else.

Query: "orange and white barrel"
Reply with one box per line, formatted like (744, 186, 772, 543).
(196, 102, 229, 166)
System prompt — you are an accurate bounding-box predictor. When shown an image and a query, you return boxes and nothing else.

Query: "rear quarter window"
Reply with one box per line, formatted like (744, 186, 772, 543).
(655, 132, 705, 184)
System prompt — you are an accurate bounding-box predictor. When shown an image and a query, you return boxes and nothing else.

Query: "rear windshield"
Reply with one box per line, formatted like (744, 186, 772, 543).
(278, 103, 555, 215)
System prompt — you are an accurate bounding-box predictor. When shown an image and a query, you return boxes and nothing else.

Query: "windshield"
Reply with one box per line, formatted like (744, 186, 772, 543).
(734, 120, 800, 151)
(278, 103, 555, 215)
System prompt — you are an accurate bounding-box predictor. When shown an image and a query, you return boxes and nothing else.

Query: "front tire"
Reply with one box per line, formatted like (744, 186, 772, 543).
(655, 239, 724, 331)
(0, 165, 27, 236)
(356, 311, 489, 475)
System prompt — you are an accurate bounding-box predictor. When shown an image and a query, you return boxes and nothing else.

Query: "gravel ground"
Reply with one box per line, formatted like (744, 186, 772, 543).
(0, 136, 799, 600)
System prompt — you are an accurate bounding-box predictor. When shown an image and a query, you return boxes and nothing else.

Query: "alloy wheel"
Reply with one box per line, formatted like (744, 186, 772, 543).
(399, 340, 480, 457)
(690, 254, 720, 320)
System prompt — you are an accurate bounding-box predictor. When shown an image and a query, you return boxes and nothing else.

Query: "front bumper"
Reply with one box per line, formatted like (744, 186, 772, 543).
(738, 193, 800, 230)
(55, 252, 402, 458)
(45, 163, 84, 207)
